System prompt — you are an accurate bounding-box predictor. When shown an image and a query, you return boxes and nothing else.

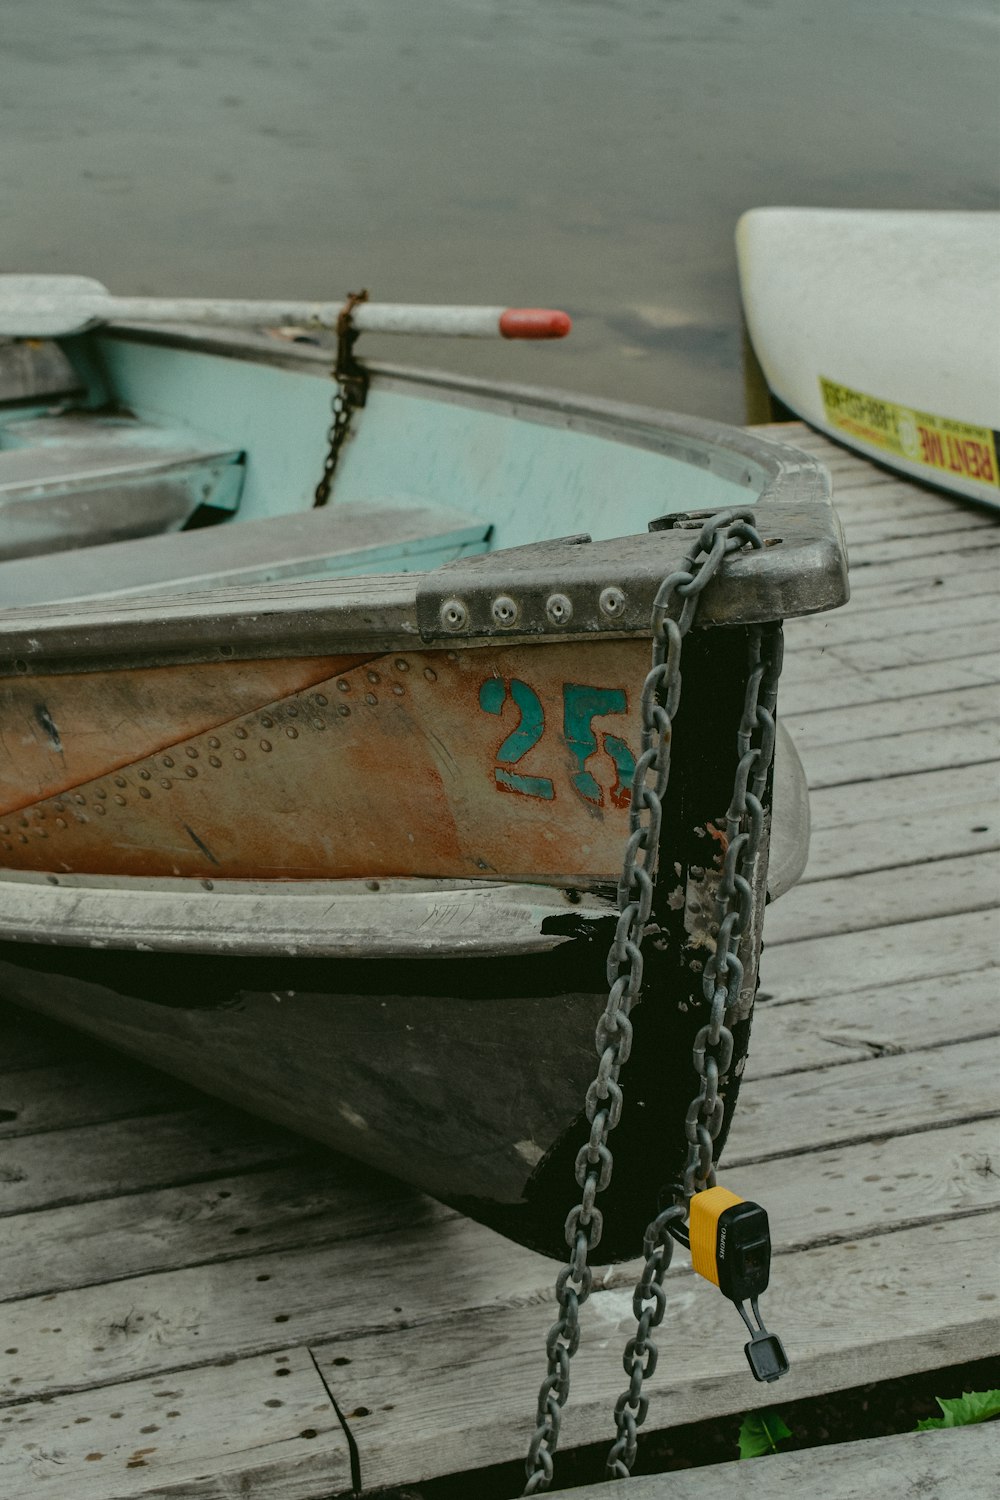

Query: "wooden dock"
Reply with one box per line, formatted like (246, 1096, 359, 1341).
(1, 423, 998, 1497)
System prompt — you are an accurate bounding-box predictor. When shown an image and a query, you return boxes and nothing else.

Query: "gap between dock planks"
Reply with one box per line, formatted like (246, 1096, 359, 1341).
(0, 422, 998, 1498)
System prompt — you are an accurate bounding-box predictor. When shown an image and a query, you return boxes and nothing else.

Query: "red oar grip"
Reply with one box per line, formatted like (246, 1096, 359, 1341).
(498, 308, 572, 340)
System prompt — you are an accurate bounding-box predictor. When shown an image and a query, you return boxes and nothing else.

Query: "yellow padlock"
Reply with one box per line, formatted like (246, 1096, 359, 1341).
(690, 1185, 772, 1301)
(688, 1184, 788, 1383)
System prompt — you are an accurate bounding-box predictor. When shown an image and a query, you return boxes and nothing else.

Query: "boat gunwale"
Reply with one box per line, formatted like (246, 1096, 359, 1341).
(0, 325, 847, 677)
(0, 503, 847, 676)
(88, 320, 827, 491)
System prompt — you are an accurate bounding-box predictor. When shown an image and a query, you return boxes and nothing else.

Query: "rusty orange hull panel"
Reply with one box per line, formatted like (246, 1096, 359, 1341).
(1, 640, 650, 882)
(0, 655, 369, 816)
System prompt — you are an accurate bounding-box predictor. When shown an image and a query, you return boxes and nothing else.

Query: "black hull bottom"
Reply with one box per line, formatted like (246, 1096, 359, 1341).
(0, 934, 748, 1261)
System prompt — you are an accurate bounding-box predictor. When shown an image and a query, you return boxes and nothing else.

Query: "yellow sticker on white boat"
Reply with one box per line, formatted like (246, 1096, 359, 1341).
(820, 379, 999, 488)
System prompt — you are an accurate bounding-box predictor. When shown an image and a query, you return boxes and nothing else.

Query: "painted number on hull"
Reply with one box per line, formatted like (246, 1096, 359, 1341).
(478, 677, 553, 798)
(478, 678, 636, 806)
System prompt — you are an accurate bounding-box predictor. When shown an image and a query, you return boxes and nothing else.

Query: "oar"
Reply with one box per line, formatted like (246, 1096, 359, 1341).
(0, 275, 572, 341)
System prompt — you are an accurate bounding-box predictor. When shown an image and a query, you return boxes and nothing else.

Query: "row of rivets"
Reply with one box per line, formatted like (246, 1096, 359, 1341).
(2, 657, 450, 851)
(438, 588, 627, 631)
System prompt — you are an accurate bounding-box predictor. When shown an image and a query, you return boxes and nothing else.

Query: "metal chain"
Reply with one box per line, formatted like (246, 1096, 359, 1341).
(604, 1205, 684, 1478)
(683, 620, 782, 1201)
(313, 289, 369, 508)
(523, 507, 767, 1495)
(604, 615, 784, 1480)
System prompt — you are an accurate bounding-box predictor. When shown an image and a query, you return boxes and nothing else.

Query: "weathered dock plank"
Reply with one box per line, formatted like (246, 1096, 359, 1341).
(2, 1027, 994, 1409)
(0, 1106, 303, 1217)
(747, 968, 1000, 1074)
(847, 541, 999, 592)
(0, 1059, 189, 1140)
(840, 524, 998, 563)
(787, 590, 1000, 648)
(793, 681, 998, 747)
(571, 1425, 1000, 1500)
(803, 804, 1000, 882)
(760, 909, 996, 1003)
(3, 1107, 996, 1317)
(805, 801, 998, 881)
(791, 722, 997, 788)
(0, 1157, 449, 1304)
(724, 1117, 1000, 1249)
(836, 507, 995, 544)
(0, 1217, 552, 1405)
(783, 621, 1000, 677)
(0, 1344, 352, 1500)
(779, 653, 1000, 715)
(804, 760, 997, 828)
(727, 1036, 998, 1165)
(765, 851, 999, 943)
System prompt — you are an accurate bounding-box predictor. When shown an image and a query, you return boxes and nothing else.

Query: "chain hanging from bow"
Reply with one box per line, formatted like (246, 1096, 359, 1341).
(523, 507, 783, 1493)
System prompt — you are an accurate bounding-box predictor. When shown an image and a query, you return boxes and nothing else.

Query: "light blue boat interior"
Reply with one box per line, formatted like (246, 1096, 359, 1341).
(0, 327, 767, 603)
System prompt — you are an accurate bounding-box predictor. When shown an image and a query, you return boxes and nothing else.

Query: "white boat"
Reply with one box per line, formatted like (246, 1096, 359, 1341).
(737, 208, 1000, 508)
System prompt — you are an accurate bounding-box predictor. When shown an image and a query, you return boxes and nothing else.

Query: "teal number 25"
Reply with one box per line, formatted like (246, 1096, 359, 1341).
(478, 678, 635, 806)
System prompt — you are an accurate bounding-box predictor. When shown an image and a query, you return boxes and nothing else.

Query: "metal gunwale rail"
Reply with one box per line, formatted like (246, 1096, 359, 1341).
(0, 326, 845, 676)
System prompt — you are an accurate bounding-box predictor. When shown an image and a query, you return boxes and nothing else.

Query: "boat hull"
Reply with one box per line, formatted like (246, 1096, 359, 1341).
(0, 922, 749, 1263)
(0, 626, 774, 1260)
(0, 336, 848, 1257)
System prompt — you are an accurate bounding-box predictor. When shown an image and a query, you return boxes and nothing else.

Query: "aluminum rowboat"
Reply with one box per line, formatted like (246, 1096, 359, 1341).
(0, 322, 847, 1257)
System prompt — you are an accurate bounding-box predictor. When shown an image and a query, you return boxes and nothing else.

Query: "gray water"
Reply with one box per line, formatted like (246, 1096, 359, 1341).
(3, 0, 998, 421)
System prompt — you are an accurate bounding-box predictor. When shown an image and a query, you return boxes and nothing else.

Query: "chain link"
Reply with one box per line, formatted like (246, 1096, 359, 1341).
(313, 289, 369, 508)
(523, 507, 773, 1495)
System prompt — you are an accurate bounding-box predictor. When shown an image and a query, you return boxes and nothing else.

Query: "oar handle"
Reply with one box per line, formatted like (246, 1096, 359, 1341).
(107, 298, 572, 339)
(354, 304, 572, 339)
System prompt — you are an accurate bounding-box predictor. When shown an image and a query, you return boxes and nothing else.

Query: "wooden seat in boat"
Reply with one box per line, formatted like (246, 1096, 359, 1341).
(0, 499, 492, 607)
(0, 412, 246, 563)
